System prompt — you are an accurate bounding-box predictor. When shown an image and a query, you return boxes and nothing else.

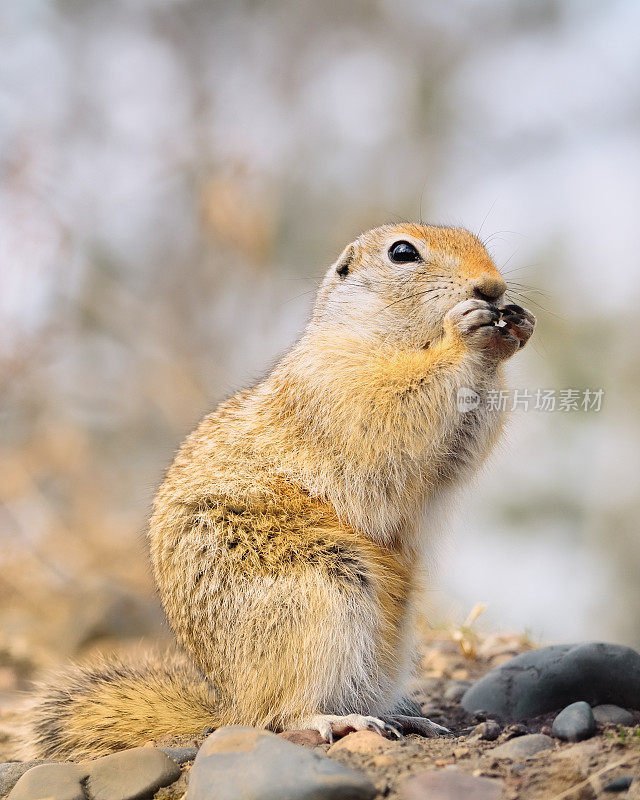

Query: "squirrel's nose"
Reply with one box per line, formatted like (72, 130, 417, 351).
(473, 274, 507, 303)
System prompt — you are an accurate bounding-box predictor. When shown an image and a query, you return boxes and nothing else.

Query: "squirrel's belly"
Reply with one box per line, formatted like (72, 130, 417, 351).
(149, 484, 417, 726)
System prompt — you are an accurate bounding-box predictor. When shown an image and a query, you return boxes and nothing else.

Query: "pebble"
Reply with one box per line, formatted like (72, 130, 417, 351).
(158, 746, 199, 763)
(327, 730, 390, 755)
(403, 769, 503, 800)
(471, 721, 501, 741)
(8, 763, 85, 800)
(592, 704, 636, 726)
(0, 762, 52, 796)
(502, 723, 528, 740)
(489, 733, 555, 760)
(189, 726, 377, 800)
(86, 746, 181, 800)
(604, 775, 634, 792)
(278, 729, 325, 747)
(552, 701, 596, 741)
(461, 642, 640, 721)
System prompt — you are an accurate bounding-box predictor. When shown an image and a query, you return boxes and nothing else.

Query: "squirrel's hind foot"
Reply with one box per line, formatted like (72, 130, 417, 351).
(381, 714, 452, 737)
(306, 713, 402, 744)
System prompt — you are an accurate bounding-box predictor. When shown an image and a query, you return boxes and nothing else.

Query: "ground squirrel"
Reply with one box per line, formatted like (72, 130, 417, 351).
(25, 223, 535, 760)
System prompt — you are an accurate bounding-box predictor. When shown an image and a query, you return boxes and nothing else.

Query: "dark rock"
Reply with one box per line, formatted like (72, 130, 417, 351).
(158, 746, 199, 763)
(189, 726, 377, 800)
(8, 763, 85, 800)
(86, 746, 181, 800)
(502, 723, 528, 740)
(403, 769, 503, 800)
(489, 733, 555, 760)
(461, 643, 640, 721)
(604, 775, 634, 792)
(0, 762, 52, 796)
(593, 704, 636, 726)
(552, 701, 595, 741)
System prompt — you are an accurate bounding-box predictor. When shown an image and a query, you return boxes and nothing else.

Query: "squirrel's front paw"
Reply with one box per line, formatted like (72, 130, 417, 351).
(444, 299, 530, 361)
(499, 303, 536, 351)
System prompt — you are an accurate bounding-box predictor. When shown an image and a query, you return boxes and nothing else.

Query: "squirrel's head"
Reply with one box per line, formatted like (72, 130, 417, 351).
(312, 223, 507, 349)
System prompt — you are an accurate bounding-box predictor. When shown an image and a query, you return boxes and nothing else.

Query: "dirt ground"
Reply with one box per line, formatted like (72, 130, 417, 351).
(1, 625, 639, 799)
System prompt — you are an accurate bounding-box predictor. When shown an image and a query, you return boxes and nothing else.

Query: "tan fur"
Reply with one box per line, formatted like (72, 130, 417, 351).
(23, 223, 534, 759)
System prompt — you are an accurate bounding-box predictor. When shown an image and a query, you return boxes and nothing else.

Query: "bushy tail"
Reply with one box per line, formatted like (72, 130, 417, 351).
(23, 651, 221, 761)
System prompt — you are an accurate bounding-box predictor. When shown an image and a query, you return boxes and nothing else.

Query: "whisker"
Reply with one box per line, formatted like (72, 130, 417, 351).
(505, 291, 563, 320)
(501, 263, 537, 276)
(506, 282, 551, 299)
(477, 200, 498, 239)
(377, 287, 450, 314)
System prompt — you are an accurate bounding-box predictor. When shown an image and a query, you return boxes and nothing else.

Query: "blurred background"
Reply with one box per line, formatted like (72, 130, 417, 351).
(1, 0, 639, 681)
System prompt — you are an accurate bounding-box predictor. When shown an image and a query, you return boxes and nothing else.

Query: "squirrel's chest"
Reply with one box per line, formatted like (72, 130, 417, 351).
(439, 402, 503, 483)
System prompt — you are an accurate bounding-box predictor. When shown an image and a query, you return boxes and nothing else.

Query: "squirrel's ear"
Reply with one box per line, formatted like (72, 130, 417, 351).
(334, 243, 355, 279)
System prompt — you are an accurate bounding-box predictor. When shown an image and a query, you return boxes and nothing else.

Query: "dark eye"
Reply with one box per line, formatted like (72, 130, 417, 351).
(388, 240, 421, 263)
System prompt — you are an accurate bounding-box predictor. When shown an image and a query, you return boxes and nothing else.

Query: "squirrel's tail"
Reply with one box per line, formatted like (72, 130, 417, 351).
(22, 651, 221, 761)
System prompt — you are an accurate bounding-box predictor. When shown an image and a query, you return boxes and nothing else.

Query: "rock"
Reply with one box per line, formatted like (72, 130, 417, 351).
(403, 769, 503, 800)
(552, 702, 596, 741)
(593, 704, 636, 726)
(470, 721, 501, 741)
(278, 729, 325, 747)
(158, 746, 199, 763)
(0, 762, 52, 796)
(189, 726, 377, 800)
(86, 746, 181, 800)
(8, 763, 85, 800)
(461, 643, 640, 721)
(328, 730, 390, 755)
(489, 733, 555, 760)
(502, 723, 528, 740)
(604, 775, 634, 792)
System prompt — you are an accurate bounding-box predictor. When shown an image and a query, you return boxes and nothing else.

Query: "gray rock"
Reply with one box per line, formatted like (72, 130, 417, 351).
(0, 762, 52, 796)
(489, 733, 555, 760)
(462, 642, 640, 721)
(604, 775, 634, 792)
(552, 701, 595, 741)
(158, 746, 199, 764)
(8, 763, 85, 800)
(189, 726, 377, 800)
(593, 704, 636, 726)
(86, 746, 181, 800)
(403, 769, 502, 800)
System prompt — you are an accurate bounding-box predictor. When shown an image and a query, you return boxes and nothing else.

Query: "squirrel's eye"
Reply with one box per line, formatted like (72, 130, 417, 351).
(388, 240, 421, 264)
